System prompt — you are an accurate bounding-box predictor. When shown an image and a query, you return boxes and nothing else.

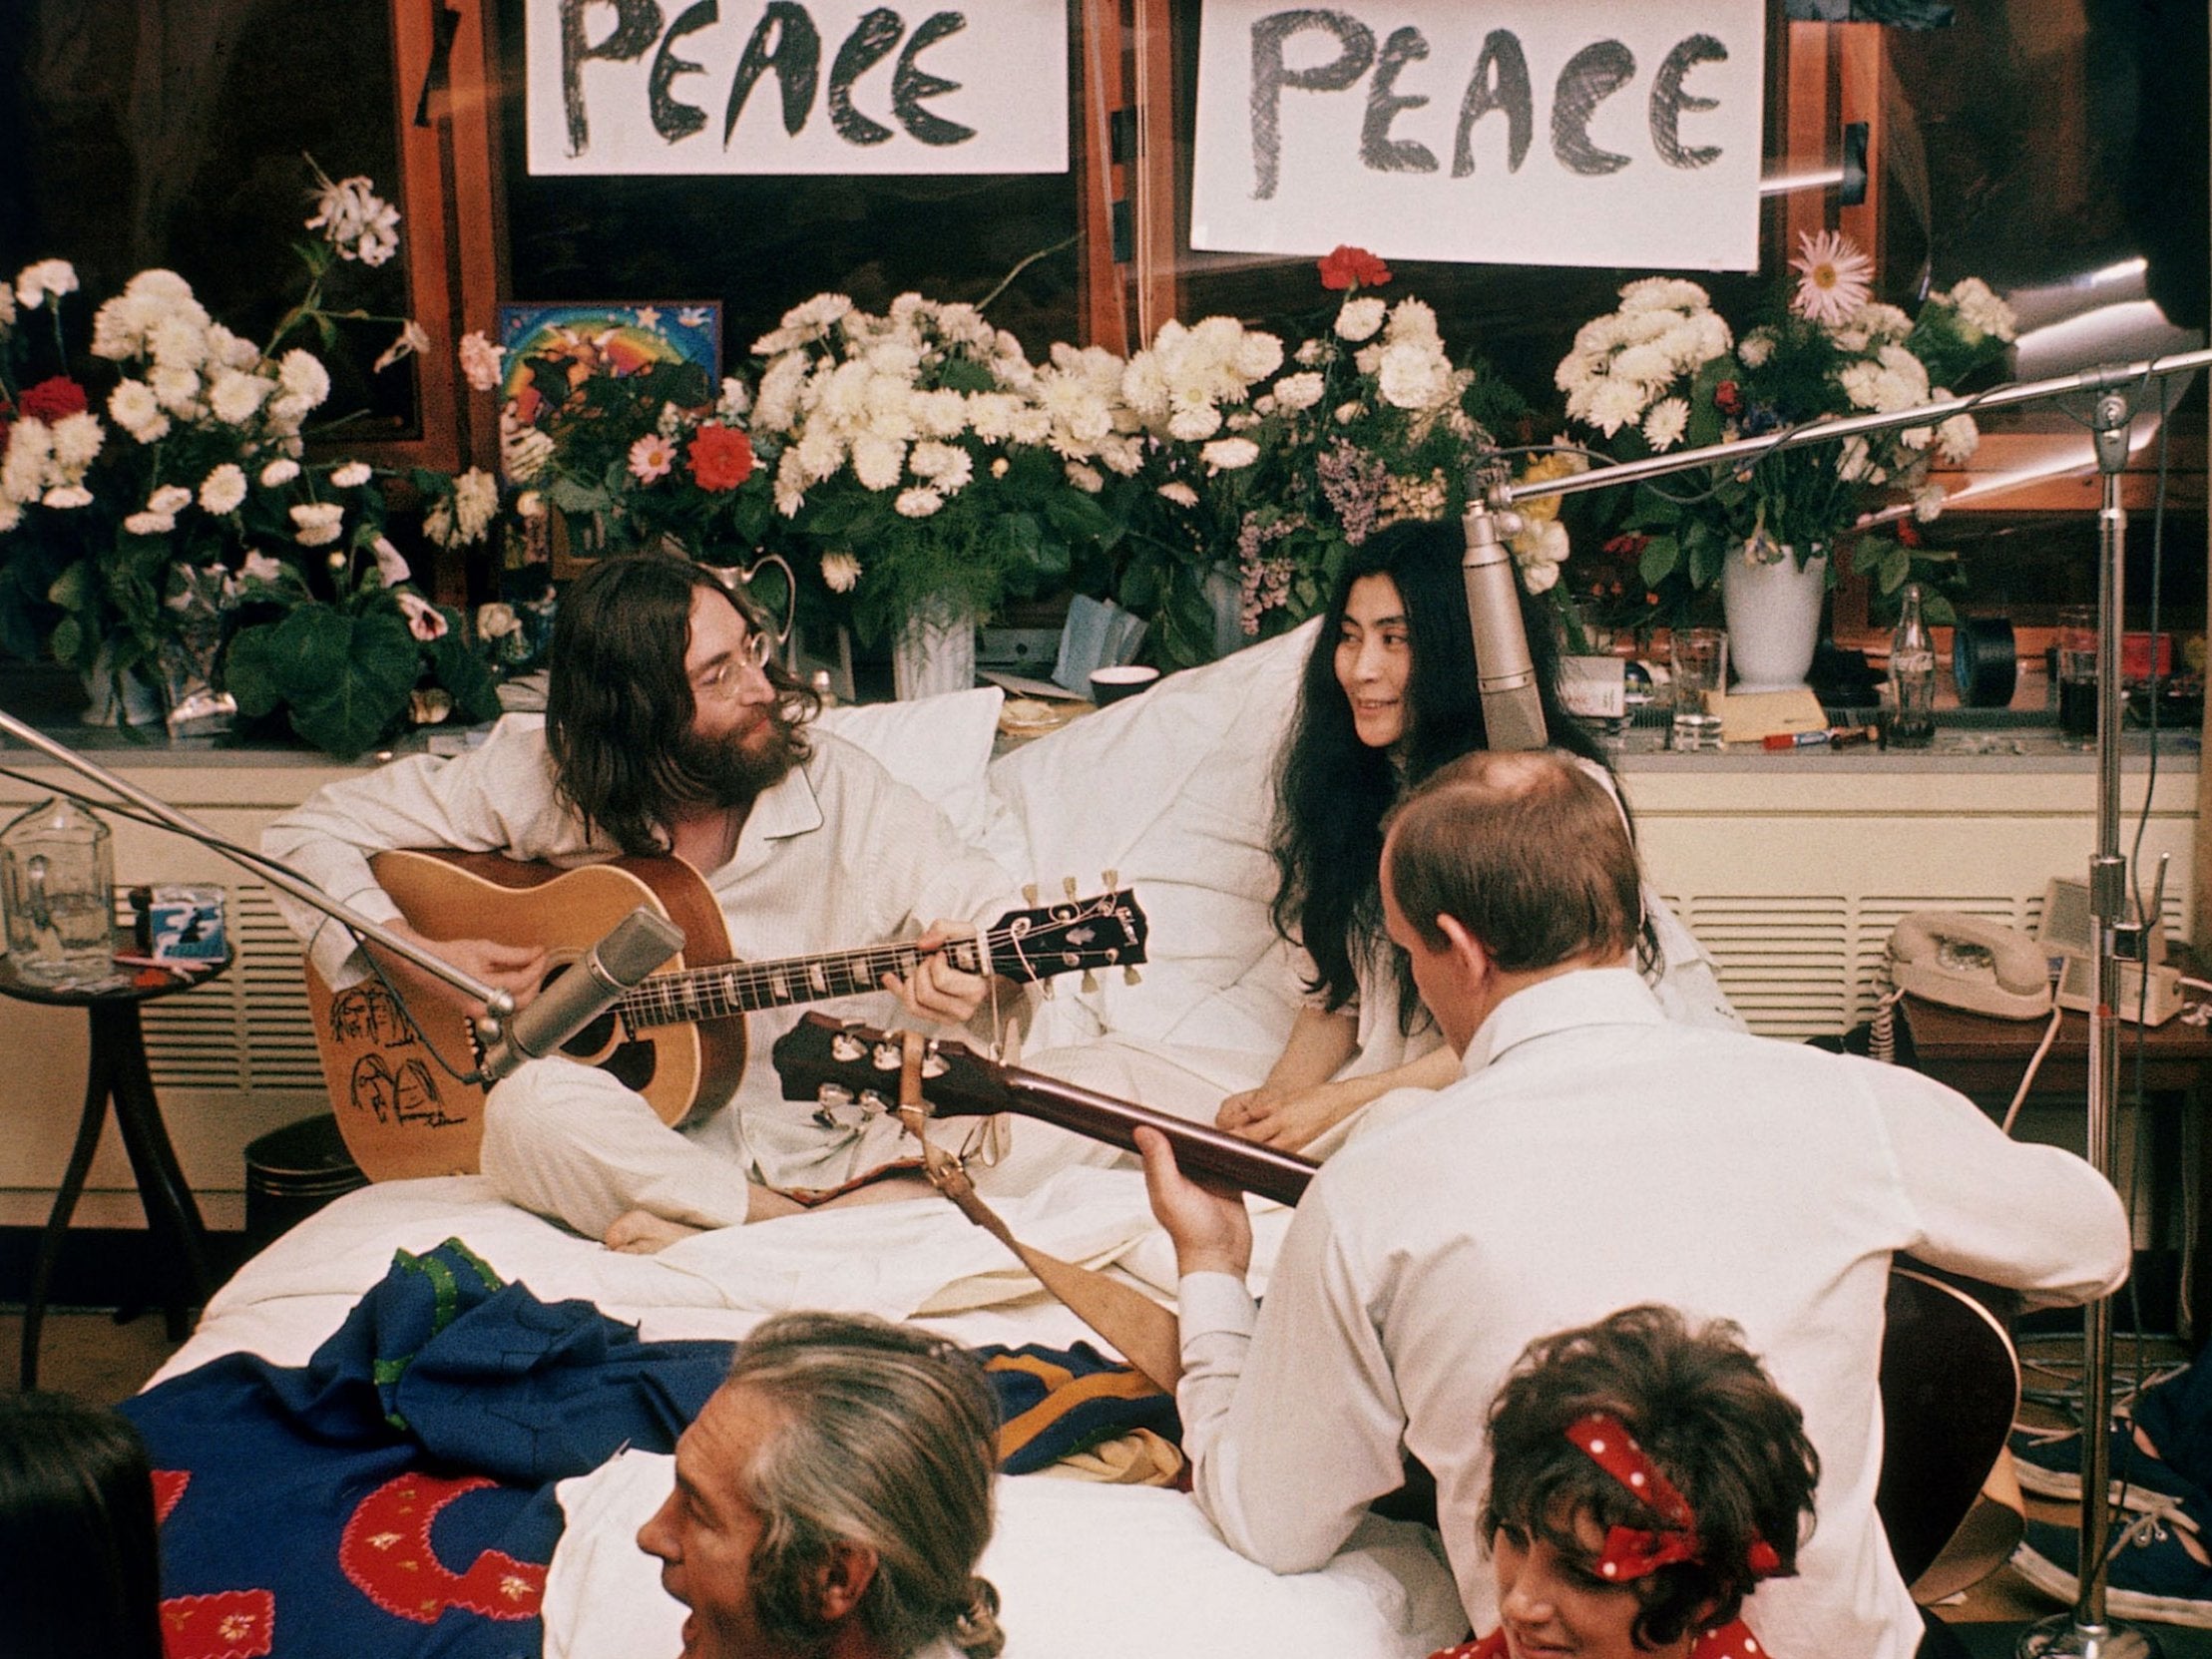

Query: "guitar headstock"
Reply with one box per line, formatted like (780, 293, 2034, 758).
(988, 882, 1148, 990)
(771, 1013, 1010, 1119)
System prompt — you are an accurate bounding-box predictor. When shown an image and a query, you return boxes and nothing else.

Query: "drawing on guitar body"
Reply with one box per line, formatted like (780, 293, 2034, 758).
(304, 850, 1149, 1182)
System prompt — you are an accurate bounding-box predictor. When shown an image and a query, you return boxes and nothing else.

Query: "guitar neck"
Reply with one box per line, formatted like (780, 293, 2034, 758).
(946, 1061, 1319, 1208)
(621, 937, 980, 1029)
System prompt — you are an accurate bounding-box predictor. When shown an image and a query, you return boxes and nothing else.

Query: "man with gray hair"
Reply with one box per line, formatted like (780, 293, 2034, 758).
(1139, 747, 2131, 1659)
(639, 1311, 1006, 1659)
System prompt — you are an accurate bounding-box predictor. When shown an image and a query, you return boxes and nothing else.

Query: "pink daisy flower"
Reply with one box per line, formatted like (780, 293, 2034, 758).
(628, 433, 676, 481)
(1789, 229, 1875, 326)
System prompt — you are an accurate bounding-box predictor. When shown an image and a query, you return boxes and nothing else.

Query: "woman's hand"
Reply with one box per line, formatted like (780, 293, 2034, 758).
(1219, 1079, 1365, 1152)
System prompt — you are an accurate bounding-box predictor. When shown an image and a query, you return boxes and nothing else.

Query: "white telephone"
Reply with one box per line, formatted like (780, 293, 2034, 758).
(1887, 913, 2054, 1021)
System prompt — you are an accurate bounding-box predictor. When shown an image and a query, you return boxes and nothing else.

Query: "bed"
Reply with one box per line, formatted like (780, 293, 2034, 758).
(130, 628, 1734, 1658)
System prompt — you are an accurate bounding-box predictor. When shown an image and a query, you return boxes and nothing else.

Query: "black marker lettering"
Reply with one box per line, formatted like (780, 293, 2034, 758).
(1650, 34, 1726, 169)
(560, 0, 664, 156)
(895, 12, 974, 145)
(724, 1, 822, 143)
(1551, 39, 1634, 176)
(1249, 10, 1376, 201)
(651, 0, 717, 142)
(828, 7, 906, 146)
(1361, 26, 1437, 175)
(1452, 29, 1531, 176)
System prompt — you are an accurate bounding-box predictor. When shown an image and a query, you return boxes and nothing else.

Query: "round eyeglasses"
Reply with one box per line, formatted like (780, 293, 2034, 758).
(689, 629, 773, 699)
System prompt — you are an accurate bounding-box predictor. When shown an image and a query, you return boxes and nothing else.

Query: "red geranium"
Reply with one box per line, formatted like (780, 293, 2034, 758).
(1713, 379, 1742, 415)
(18, 375, 88, 423)
(688, 423, 754, 492)
(1317, 244, 1392, 291)
(1896, 521, 1922, 549)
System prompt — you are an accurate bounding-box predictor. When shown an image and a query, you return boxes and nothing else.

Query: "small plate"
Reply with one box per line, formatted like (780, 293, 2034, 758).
(998, 696, 1088, 738)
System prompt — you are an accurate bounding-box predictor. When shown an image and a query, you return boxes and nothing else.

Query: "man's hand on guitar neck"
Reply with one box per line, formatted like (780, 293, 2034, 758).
(364, 919, 551, 1025)
(1136, 1126, 1254, 1281)
(881, 921, 992, 1026)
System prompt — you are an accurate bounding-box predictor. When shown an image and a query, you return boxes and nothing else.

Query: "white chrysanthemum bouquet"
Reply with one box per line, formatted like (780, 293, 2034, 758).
(1556, 234, 2016, 609)
(744, 291, 1130, 643)
(1112, 245, 1527, 666)
(0, 162, 498, 754)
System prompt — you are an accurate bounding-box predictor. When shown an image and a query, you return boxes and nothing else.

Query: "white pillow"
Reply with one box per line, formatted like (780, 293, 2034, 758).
(816, 686, 1003, 845)
(546, 1450, 1466, 1659)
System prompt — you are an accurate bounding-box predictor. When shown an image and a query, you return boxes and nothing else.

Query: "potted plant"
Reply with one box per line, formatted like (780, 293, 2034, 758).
(1109, 246, 1532, 668)
(0, 164, 492, 751)
(1556, 235, 2016, 688)
(744, 291, 1125, 696)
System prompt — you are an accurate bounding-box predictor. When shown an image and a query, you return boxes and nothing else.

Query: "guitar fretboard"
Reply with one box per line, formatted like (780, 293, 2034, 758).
(617, 935, 993, 1029)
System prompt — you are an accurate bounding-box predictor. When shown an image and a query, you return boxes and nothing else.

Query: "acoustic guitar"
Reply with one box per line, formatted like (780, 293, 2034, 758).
(304, 851, 1148, 1182)
(773, 1013, 2024, 1594)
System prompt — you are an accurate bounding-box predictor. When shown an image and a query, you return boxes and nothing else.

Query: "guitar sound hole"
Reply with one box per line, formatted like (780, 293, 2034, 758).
(561, 1012, 621, 1056)
(600, 1040, 659, 1092)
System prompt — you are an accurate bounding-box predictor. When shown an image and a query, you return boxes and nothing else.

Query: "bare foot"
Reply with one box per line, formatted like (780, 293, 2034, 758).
(604, 1209, 704, 1254)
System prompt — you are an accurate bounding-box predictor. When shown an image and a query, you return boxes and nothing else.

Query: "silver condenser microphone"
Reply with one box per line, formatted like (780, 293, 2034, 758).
(475, 907, 686, 1083)
(1461, 500, 1548, 751)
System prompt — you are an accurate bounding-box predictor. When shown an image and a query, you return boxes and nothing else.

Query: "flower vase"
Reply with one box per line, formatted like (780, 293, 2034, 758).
(1202, 568, 1247, 660)
(81, 646, 166, 728)
(1720, 546, 1829, 693)
(892, 599, 978, 700)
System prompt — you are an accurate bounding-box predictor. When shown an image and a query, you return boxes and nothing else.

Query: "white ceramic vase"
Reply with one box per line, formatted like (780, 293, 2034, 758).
(1720, 546, 1829, 693)
(891, 599, 978, 700)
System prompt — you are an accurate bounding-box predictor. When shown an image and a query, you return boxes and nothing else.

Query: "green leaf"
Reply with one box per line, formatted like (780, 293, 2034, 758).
(1638, 536, 1680, 587)
(1878, 544, 1911, 594)
(230, 606, 422, 757)
(1924, 594, 1957, 626)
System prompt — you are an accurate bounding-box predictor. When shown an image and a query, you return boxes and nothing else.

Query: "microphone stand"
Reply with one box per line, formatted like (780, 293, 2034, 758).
(0, 708, 515, 1031)
(1479, 344, 2212, 1659)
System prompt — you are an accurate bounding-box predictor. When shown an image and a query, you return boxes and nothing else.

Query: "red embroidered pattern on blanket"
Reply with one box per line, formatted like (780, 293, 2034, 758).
(160, 1589, 275, 1659)
(153, 1469, 275, 1659)
(338, 1471, 548, 1623)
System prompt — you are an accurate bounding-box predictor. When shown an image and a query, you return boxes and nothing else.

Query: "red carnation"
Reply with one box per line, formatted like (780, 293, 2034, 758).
(19, 375, 88, 423)
(688, 423, 754, 492)
(1713, 379, 1742, 415)
(1317, 244, 1392, 291)
(1897, 522, 1922, 548)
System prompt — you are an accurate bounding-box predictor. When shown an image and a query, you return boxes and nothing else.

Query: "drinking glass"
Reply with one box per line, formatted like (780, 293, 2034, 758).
(1669, 628, 1727, 751)
(2055, 605, 2097, 747)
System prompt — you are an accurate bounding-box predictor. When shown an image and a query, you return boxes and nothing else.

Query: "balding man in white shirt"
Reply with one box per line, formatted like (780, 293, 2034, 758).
(1139, 748, 2130, 1659)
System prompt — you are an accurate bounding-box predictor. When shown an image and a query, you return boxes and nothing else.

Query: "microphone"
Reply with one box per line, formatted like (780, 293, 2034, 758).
(1460, 501, 1548, 752)
(475, 907, 686, 1083)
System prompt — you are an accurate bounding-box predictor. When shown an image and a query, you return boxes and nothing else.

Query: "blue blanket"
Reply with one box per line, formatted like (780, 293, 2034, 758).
(126, 1239, 1175, 1659)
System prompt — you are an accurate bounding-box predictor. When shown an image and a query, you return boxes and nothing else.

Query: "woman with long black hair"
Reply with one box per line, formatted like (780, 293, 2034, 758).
(1219, 518, 1735, 1152)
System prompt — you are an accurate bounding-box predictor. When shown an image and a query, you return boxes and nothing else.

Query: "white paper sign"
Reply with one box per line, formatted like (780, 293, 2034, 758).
(526, 0, 1069, 176)
(1191, 0, 1764, 270)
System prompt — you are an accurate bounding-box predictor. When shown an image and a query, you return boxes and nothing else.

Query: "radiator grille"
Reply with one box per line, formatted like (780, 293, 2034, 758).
(139, 883, 323, 1092)
(1662, 887, 2190, 1041)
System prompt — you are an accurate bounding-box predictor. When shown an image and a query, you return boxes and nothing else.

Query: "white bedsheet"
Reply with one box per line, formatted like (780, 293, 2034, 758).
(156, 1175, 1461, 1659)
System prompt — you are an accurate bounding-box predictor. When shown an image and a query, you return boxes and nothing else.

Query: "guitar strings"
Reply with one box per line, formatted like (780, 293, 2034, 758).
(617, 910, 1122, 1026)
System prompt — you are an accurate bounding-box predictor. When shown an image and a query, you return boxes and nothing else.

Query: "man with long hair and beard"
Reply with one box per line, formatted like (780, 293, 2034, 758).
(265, 552, 1021, 1248)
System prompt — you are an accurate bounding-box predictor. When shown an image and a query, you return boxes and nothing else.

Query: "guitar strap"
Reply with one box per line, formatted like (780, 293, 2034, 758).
(894, 1034, 1184, 1395)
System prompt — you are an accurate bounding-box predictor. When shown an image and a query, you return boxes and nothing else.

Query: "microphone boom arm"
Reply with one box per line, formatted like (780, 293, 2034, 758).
(1483, 344, 2212, 515)
(0, 707, 515, 1020)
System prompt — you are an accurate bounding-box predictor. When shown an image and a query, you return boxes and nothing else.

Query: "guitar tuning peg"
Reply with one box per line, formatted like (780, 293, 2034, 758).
(1023, 883, 1040, 907)
(1102, 867, 1118, 890)
(831, 1030, 866, 1062)
(1123, 965, 1142, 986)
(1063, 875, 1079, 900)
(1081, 969, 1099, 994)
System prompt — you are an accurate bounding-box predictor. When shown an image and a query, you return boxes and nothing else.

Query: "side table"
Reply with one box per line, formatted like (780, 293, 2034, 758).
(0, 950, 231, 1388)
(1901, 994, 2212, 1338)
